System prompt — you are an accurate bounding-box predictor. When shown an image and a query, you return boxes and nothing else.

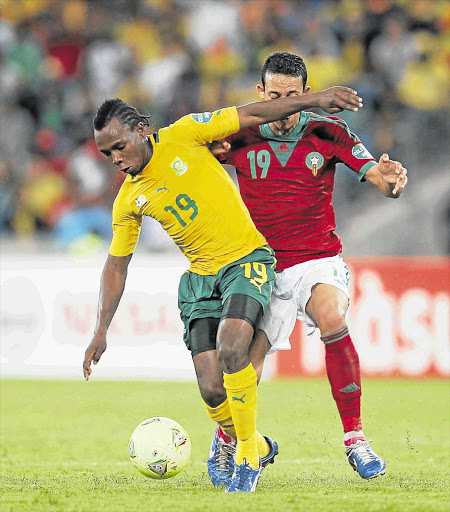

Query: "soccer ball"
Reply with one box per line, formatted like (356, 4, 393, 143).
(129, 417, 191, 479)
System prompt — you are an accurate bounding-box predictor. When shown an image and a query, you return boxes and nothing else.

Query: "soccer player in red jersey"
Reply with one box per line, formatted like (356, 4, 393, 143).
(208, 52, 408, 482)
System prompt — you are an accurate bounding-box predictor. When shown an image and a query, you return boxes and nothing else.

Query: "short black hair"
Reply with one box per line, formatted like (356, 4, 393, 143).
(93, 98, 150, 132)
(261, 52, 307, 90)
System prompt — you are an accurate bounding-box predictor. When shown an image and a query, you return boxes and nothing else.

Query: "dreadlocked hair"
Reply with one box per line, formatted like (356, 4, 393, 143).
(93, 98, 150, 131)
(261, 52, 307, 90)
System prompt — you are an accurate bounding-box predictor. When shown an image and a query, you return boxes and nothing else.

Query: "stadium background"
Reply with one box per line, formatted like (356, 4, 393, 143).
(1, 0, 449, 380)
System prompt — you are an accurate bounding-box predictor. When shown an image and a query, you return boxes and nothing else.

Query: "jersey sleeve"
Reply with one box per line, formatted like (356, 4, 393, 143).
(109, 197, 143, 257)
(333, 120, 377, 181)
(160, 107, 240, 146)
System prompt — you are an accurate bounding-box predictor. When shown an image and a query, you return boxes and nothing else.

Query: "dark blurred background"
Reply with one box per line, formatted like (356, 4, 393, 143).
(0, 0, 449, 257)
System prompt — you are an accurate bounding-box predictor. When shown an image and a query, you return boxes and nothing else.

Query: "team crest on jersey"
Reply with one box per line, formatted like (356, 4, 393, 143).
(190, 112, 213, 123)
(306, 152, 324, 176)
(171, 157, 188, 176)
(135, 194, 147, 208)
(352, 143, 372, 159)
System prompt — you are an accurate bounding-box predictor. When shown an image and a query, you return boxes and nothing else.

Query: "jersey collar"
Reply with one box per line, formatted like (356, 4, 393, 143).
(259, 111, 309, 141)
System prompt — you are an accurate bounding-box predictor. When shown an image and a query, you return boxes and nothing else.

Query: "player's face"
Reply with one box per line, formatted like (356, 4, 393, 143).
(95, 118, 151, 177)
(257, 73, 311, 134)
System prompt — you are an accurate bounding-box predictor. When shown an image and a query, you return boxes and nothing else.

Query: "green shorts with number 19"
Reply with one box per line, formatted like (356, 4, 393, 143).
(178, 245, 276, 349)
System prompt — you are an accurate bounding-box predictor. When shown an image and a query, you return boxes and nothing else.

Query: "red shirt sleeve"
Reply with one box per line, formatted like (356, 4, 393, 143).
(332, 119, 377, 180)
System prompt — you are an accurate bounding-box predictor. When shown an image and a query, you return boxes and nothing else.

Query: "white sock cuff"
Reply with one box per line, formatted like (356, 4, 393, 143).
(344, 430, 365, 442)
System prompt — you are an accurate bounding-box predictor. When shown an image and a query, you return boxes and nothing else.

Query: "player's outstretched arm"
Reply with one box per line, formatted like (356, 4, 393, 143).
(237, 86, 363, 130)
(364, 153, 408, 198)
(83, 253, 133, 380)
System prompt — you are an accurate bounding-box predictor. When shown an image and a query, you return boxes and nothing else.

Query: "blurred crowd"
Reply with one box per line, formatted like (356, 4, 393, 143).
(0, 0, 449, 254)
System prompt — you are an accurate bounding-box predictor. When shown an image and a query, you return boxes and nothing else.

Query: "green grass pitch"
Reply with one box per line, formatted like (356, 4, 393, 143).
(1, 378, 448, 512)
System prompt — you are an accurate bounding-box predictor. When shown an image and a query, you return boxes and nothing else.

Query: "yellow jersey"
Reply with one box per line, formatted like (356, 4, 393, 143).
(109, 107, 267, 275)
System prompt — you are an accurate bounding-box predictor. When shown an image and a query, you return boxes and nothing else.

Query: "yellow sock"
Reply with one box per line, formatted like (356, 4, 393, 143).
(203, 399, 237, 440)
(203, 400, 268, 456)
(223, 363, 259, 469)
(257, 432, 270, 459)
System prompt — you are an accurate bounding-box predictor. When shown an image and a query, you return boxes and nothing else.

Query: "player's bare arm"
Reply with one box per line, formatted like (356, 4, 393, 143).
(83, 253, 133, 380)
(364, 153, 408, 197)
(237, 86, 363, 129)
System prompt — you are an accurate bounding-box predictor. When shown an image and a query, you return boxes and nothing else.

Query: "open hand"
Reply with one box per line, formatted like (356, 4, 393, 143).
(311, 86, 363, 114)
(378, 153, 408, 195)
(83, 334, 107, 380)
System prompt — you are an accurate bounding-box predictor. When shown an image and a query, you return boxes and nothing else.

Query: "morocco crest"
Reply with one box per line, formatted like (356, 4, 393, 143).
(306, 152, 324, 176)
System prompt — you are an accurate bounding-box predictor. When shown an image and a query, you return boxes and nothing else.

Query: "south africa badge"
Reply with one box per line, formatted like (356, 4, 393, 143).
(306, 152, 324, 176)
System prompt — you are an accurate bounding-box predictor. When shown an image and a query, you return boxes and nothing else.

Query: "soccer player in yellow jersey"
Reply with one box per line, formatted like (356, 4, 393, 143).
(83, 87, 363, 492)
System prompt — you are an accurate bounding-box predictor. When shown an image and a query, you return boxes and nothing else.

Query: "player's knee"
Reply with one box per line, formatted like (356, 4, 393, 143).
(201, 386, 228, 408)
(216, 343, 240, 373)
(316, 305, 346, 334)
(216, 341, 247, 374)
(198, 379, 227, 407)
(216, 319, 253, 372)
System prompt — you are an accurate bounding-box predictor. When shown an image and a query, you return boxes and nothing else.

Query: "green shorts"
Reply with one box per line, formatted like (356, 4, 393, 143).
(178, 246, 276, 350)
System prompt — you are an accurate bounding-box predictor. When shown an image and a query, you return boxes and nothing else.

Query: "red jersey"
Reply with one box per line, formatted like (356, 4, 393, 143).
(220, 112, 377, 271)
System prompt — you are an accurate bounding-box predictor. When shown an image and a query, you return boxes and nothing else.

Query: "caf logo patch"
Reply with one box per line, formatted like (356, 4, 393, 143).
(190, 112, 213, 124)
(306, 152, 324, 176)
(352, 143, 372, 159)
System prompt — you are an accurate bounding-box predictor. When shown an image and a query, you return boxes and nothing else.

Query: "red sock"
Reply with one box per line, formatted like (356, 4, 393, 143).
(321, 327, 362, 433)
(217, 426, 234, 444)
